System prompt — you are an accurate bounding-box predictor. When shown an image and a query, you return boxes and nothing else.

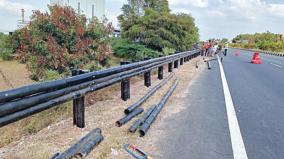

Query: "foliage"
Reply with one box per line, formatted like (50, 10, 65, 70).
(43, 70, 62, 81)
(118, 0, 199, 52)
(162, 47, 175, 55)
(232, 31, 284, 52)
(112, 38, 159, 60)
(0, 33, 13, 60)
(8, 5, 113, 80)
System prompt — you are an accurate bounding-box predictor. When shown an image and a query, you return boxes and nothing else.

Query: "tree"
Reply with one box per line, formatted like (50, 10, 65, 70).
(9, 5, 113, 80)
(118, 0, 199, 52)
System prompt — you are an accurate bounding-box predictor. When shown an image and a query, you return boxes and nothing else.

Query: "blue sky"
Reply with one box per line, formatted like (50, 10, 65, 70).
(0, 0, 284, 40)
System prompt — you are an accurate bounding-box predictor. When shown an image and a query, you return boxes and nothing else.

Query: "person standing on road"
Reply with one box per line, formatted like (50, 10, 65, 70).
(204, 40, 212, 57)
(207, 40, 214, 57)
(224, 43, 229, 56)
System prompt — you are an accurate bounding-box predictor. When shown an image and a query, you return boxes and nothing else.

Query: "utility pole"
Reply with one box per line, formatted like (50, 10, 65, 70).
(21, 8, 25, 23)
(78, 1, 81, 14)
(92, 4, 95, 18)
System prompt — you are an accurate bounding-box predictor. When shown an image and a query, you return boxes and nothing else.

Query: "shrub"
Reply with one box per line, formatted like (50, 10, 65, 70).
(43, 70, 62, 81)
(112, 38, 160, 61)
(162, 47, 175, 56)
(0, 33, 13, 60)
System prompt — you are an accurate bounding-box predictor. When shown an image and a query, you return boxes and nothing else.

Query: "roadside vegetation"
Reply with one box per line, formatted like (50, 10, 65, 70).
(0, 33, 13, 61)
(0, 0, 200, 149)
(113, 0, 199, 59)
(231, 31, 284, 53)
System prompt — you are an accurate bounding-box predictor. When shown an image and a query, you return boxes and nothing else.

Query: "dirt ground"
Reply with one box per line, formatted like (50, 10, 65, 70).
(0, 60, 33, 91)
(0, 57, 206, 159)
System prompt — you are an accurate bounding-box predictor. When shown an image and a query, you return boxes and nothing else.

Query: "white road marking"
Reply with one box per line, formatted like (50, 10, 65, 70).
(217, 55, 248, 159)
(270, 63, 283, 68)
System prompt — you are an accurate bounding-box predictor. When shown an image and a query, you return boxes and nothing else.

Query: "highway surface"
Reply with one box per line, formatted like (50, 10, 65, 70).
(158, 49, 284, 159)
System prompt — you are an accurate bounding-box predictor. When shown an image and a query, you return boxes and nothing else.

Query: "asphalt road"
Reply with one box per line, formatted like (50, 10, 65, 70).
(158, 49, 284, 159)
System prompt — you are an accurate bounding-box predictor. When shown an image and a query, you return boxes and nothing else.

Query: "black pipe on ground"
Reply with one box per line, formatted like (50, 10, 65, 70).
(207, 61, 211, 70)
(52, 128, 103, 159)
(116, 108, 144, 127)
(124, 73, 173, 114)
(129, 105, 157, 133)
(196, 61, 199, 68)
(139, 80, 179, 137)
(0, 50, 199, 103)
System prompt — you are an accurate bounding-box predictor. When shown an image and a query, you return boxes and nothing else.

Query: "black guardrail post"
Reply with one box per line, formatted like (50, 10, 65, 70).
(120, 61, 131, 101)
(174, 60, 179, 68)
(72, 69, 89, 128)
(126, 61, 131, 99)
(158, 55, 163, 80)
(158, 66, 163, 80)
(168, 62, 173, 72)
(180, 58, 184, 65)
(174, 52, 179, 68)
(186, 55, 189, 62)
(144, 58, 151, 87)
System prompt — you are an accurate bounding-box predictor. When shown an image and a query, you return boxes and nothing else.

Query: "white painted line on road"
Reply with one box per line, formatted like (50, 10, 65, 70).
(217, 55, 248, 159)
(270, 63, 283, 68)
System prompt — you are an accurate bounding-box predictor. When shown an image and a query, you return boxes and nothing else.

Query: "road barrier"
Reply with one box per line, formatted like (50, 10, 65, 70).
(0, 50, 200, 128)
(232, 48, 284, 57)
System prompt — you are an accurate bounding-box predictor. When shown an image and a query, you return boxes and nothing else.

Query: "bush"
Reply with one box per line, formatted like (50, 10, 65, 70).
(162, 47, 175, 56)
(0, 48, 13, 60)
(0, 33, 13, 60)
(112, 38, 160, 61)
(43, 70, 62, 81)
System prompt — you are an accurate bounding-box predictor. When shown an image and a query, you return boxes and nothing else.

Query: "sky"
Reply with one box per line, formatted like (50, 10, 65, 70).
(0, 0, 284, 40)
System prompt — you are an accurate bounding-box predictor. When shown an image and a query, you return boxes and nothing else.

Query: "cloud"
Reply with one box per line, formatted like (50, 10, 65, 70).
(206, 10, 226, 18)
(0, 0, 32, 16)
(169, 0, 209, 8)
(268, 4, 284, 18)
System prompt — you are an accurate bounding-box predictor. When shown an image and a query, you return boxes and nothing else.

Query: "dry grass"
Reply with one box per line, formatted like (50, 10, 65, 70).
(0, 61, 33, 90)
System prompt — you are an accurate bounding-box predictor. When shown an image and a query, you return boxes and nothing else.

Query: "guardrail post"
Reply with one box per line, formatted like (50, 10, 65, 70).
(174, 51, 179, 68)
(72, 69, 89, 128)
(180, 58, 184, 65)
(168, 62, 173, 72)
(120, 61, 131, 101)
(144, 58, 151, 87)
(174, 60, 179, 68)
(158, 55, 163, 80)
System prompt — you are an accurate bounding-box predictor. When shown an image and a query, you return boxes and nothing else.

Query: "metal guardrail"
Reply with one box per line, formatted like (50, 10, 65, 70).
(0, 50, 201, 128)
(232, 47, 284, 57)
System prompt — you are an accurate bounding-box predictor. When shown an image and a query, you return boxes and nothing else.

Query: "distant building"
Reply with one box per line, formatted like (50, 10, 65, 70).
(50, 0, 106, 20)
